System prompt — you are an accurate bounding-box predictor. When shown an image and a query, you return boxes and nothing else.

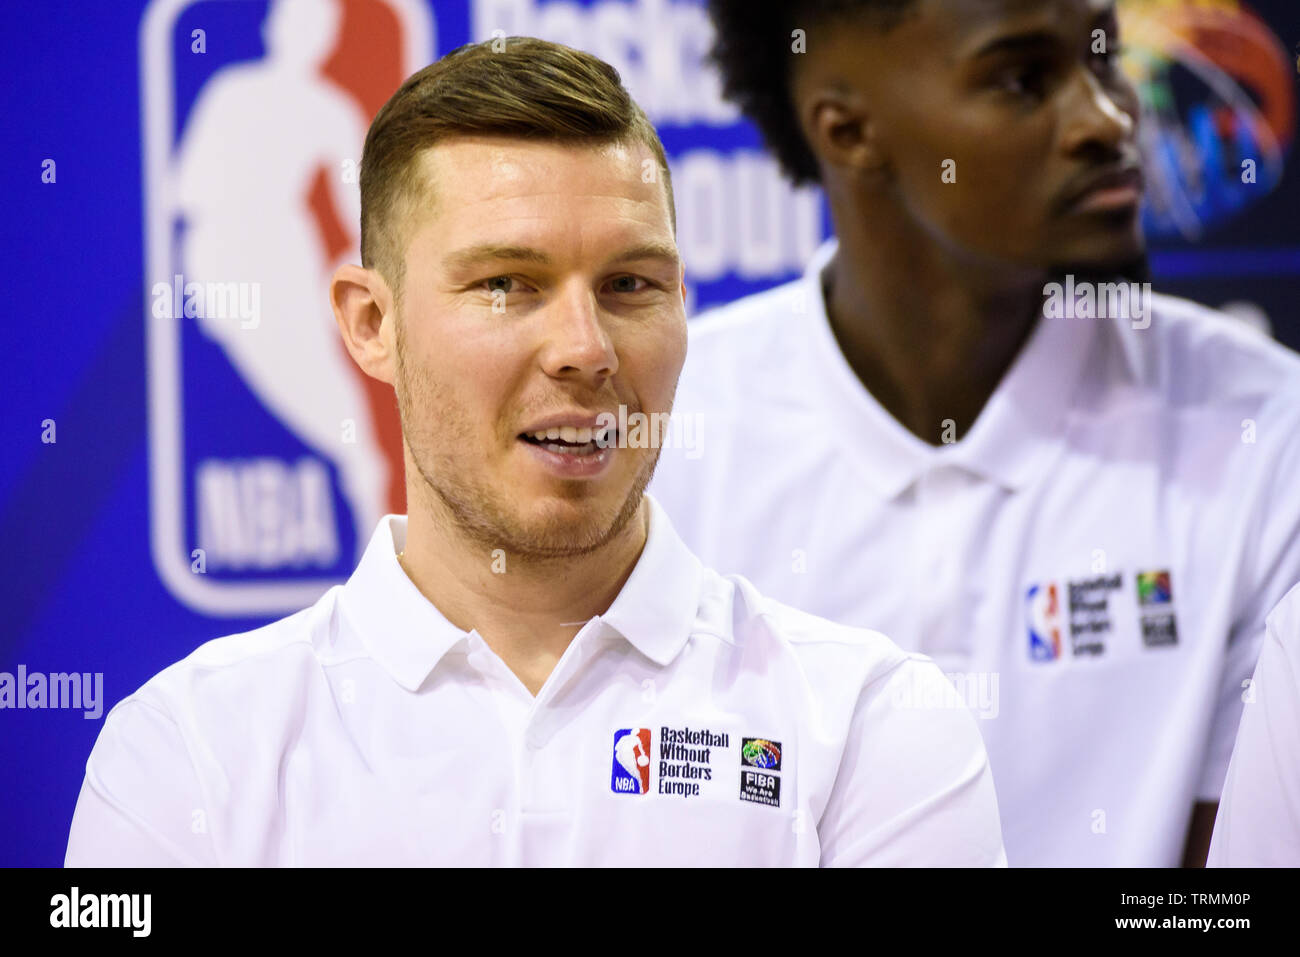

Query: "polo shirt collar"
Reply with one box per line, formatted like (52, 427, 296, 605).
(340, 515, 471, 692)
(340, 497, 705, 691)
(595, 494, 705, 667)
(797, 237, 1100, 498)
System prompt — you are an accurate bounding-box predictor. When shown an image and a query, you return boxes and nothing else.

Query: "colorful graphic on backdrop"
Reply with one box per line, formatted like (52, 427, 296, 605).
(1121, 0, 1295, 240)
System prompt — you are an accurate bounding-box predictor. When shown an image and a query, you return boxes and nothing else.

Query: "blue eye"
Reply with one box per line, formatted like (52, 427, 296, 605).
(484, 276, 514, 294)
(609, 275, 648, 293)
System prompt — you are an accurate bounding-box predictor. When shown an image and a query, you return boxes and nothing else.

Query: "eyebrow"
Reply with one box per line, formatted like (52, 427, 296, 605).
(966, 4, 1117, 61)
(605, 241, 681, 270)
(442, 244, 552, 273)
(442, 240, 680, 273)
(968, 29, 1062, 61)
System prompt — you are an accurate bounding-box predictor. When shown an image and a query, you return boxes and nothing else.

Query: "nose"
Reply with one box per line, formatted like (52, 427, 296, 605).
(1059, 66, 1138, 156)
(537, 279, 619, 385)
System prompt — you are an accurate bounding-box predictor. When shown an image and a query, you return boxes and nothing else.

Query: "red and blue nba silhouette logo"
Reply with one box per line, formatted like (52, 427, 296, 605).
(1026, 582, 1063, 662)
(141, 0, 434, 615)
(611, 728, 652, 794)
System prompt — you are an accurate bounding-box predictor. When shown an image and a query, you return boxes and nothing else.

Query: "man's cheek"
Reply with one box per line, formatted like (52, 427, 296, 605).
(631, 330, 686, 398)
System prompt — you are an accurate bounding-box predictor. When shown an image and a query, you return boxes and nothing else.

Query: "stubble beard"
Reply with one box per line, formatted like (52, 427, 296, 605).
(393, 320, 657, 562)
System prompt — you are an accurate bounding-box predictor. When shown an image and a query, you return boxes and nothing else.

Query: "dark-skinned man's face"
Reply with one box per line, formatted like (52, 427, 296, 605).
(801, 0, 1146, 275)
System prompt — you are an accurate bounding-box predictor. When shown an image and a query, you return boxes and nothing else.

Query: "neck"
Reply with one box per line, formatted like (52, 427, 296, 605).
(398, 478, 650, 696)
(823, 182, 1046, 445)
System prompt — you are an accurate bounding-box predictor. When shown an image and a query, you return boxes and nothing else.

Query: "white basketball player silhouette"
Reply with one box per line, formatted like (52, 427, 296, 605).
(615, 732, 650, 792)
(175, 0, 387, 552)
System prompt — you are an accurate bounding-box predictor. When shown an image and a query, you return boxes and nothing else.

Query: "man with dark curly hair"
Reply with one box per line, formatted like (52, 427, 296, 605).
(650, 0, 1300, 866)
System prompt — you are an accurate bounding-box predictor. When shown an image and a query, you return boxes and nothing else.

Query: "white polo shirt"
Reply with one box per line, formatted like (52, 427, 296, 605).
(1208, 581, 1300, 867)
(650, 237, 1300, 867)
(65, 496, 1005, 867)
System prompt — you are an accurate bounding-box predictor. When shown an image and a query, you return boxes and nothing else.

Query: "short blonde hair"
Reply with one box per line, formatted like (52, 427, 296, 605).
(360, 36, 675, 293)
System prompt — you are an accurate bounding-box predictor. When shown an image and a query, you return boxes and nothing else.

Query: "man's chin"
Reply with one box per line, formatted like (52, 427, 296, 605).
(420, 445, 658, 561)
(1047, 248, 1152, 286)
(504, 494, 644, 560)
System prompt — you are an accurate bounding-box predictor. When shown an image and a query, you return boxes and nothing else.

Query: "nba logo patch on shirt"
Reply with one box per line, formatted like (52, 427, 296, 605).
(1025, 582, 1063, 661)
(611, 728, 652, 794)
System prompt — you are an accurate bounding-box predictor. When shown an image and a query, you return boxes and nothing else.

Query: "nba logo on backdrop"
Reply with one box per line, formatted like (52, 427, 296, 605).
(611, 729, 652, 794)
(142, 0, 433, 614)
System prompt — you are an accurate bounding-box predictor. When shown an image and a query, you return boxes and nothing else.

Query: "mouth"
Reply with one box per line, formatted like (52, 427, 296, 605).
(517, 425, 620, 480)
(518, 424, 617, 456)
(1063, 166, 1144, 215)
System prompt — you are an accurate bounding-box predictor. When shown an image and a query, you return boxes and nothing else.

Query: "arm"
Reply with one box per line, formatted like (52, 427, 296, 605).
(1206, 597, 1300, 866)
(1188, 396, 1300, 865)
(818, 656, 1006, 867)
(1181, 801, 1217, 867)
(65, 697, 218, 867)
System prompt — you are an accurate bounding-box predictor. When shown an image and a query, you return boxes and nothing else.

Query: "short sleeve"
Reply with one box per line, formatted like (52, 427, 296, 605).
(1207, 588, 1300, 866)
(817, 656, 1006, 867)
(65, 697, 218, 867)
(1197, 398, 1300, 801)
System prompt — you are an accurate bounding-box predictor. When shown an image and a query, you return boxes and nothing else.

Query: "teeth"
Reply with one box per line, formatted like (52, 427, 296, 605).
(527, 426, 599, 443)
(525, 425, 610, 446)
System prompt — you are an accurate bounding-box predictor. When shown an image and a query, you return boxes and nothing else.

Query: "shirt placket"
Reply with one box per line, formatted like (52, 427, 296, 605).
(465, 623, 604, 866)
(911, 465, 978, 674)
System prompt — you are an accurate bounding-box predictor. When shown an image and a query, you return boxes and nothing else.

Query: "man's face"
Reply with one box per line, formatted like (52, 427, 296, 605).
(806, 0, 1146, 273)
(392, 136, 686, 558)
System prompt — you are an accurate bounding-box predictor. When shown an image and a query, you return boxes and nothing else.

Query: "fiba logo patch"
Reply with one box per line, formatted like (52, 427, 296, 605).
(739, 736, 783, 807)
(1136, 570, 1172, 606)
(1137, 569, 1178, 648)
(740, 738, 782, 771)
(611, 728, 652, 795)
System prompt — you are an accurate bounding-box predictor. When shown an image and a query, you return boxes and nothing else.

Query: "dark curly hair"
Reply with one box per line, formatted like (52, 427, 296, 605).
(707, 1, 919, 185)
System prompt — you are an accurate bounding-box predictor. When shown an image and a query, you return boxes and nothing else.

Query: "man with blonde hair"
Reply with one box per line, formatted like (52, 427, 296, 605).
(66, 37, 1004, 867)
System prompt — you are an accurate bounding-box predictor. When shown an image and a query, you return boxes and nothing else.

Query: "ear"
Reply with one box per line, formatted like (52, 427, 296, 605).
(798, 83, 889, 181)
(331, 263, 397, 386)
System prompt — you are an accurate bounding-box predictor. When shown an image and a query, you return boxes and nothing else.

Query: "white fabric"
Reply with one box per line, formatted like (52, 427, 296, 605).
(1208, 581, 1300, 866)
(66, 496, 1005, 866)
(650, 237, 1300, 866)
